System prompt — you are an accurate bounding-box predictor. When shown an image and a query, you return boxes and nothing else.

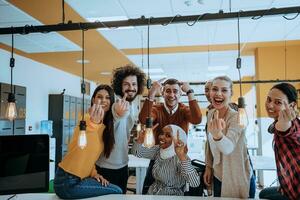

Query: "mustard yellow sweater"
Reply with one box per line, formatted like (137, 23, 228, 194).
(59, 115, 105, 179)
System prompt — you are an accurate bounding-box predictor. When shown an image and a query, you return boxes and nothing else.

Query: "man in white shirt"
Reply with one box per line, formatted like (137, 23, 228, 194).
(96, 65, 146, 194)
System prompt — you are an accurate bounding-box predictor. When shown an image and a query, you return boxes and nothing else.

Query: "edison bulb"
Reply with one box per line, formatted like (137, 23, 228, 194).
(78, 130, 87, 149)
(6, 102, 17, 121)
(238, 108, 248, 129)
(143, 127, 155, 148)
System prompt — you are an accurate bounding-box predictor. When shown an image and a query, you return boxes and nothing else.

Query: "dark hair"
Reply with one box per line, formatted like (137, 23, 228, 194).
(91, 84, 115, 158)
(271, 83, 297, 103)
(162, 78, 181, 86)
(111, 64, 146, 97)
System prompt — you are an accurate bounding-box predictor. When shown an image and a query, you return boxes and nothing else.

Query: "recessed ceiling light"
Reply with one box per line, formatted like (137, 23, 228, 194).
(76, 59, 90, 64)
(208, 66, 229, 71)
(100, 71, 112, 75)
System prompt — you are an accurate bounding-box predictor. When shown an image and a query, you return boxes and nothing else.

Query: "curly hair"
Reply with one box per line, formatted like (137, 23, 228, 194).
(111, 64, 146, 97)
(91, 84, 115, 158)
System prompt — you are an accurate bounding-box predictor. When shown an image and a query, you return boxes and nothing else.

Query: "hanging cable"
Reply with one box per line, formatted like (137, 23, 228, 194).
(62, 0, 65, 24)
(161, 14, 182, 26)
(237, 11, 242, 96)
(10, 28, 14, 94)
(229, 0, 232, 13)
(186, 13, 208, 26)
(81, 28, 85, 121)
(283, 12, 299, 20)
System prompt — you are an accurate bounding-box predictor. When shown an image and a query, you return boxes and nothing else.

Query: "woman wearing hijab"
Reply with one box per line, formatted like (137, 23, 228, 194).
(132, 124, 200, 195)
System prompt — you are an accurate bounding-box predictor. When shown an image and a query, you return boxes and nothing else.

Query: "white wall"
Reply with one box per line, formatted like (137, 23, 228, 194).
(0, 48, 96, 134)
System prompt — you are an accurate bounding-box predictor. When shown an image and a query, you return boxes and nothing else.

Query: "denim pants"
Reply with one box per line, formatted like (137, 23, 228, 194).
(54, 167, 122, 199)
(259, 186, 289, 200)
(213, 174, 256, 198)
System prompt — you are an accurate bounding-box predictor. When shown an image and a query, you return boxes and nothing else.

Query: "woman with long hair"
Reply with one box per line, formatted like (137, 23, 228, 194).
(54, 84, 121, 199)
(259, 83, 300, 200)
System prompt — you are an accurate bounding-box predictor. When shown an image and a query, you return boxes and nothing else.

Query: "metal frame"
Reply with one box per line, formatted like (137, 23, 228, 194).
(0, 6, 299, 35)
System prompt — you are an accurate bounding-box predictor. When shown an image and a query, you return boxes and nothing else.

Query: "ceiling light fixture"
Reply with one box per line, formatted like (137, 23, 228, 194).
(143, 17, 155, 148)
(100, 71, 112, 75)
(76, 59, 90, 64)
(5, 27, 17, 121)
(78, 28, 87, 149)
(236, 12, 248, 129)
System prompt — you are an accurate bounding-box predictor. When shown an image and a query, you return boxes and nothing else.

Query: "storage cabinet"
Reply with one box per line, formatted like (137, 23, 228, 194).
(48, 94, 90, 168)
(0, 82, 26, 135)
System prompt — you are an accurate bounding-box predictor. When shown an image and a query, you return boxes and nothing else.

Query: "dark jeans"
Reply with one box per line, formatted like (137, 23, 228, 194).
(213, 174, 256, 198)
(142, 160, 155, 194)
(54, 167, 122, 199)
(259, 187, 289, 200)
(96, 165, 128, 194)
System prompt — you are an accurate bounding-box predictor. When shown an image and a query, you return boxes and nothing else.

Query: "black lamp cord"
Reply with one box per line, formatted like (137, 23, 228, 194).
(10, 28, 15, 94)
(62, 0, 65, 24)
(237, 11, 242, 97)
(81, 28, 85, 122)
(147, 17, 151, 120)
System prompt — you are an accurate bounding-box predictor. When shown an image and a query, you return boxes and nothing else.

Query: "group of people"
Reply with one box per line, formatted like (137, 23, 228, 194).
(53, 64, 299, 200)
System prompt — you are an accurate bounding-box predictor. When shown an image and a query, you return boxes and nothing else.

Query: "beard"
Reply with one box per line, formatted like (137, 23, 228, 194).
(124, 90, 137, 102)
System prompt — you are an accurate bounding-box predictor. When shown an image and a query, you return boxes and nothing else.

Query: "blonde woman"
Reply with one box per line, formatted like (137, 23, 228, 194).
(203, 76, 255, 198)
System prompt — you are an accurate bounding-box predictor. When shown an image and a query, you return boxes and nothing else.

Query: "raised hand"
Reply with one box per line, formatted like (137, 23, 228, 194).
(89, 100, 104, 124)
(181, 82, 191, 93)
(149, 78, 166, 99)
(275, 101, 297, 131)
(207, 110, 226, 140)
(115, 93, 129, 117)
(174, 130, 187, 161)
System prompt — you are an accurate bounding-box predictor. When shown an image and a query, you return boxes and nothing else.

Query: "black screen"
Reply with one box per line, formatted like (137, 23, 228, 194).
(0, 134, 49, 195)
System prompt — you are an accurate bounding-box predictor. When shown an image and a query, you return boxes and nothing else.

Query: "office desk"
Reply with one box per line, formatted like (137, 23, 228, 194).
(128, 155, 150, 194)
(0, 194, 258, 200)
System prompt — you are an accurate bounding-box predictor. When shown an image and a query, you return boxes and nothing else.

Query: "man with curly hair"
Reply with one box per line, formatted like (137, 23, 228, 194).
(96, 64, 146, 194)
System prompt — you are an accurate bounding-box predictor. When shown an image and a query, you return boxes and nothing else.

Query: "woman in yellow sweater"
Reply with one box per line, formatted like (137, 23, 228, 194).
(54, 85, 122, 199)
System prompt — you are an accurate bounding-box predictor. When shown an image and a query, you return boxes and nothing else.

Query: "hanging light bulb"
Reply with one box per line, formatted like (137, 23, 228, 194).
(77, 28, 87, 149)
(143, 117, 155, 148)
(78, 120, 87, 149)
(236, 12, 248, 129)
(6, 29, 17, 121)
(6, 94, 17, 121)
(143, 18, 155, 148)
(136, 122, 142, 133)
(238, 97, 248, 129)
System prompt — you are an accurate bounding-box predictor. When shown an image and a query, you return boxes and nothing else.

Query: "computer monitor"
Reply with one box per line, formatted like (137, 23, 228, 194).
(0, 134, 49, 195)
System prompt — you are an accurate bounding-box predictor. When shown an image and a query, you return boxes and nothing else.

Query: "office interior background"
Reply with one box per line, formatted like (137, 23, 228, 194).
(0, 0, 300, 189)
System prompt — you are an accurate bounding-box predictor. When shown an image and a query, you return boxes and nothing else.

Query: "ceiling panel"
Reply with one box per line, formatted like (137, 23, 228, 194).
(66, 0, 126, 18)
(0, 1, 81, 53)
(127, 51, 255, 82)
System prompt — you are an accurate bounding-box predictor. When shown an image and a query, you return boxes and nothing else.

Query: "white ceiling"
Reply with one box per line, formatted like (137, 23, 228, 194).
(65, 0, 300, 82)
(0, 0, 81, 53)
(1, 0, 300, 82)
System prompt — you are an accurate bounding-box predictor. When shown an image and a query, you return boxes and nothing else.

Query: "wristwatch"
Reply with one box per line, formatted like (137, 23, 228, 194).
(186, 89, 194, 95)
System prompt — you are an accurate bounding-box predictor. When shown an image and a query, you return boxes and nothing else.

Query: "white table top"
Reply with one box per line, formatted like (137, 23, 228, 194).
(0, 194, 258, 200)
(128, 154, 150, 168)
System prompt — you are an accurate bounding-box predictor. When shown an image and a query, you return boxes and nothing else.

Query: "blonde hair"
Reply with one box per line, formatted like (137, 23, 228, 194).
(212, 75, 233, 94)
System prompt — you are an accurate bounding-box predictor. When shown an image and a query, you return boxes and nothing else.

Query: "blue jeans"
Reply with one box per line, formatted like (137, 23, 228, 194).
(213, 174, 256, 198)
(259, 187, 288, 200)
(54, 167, 122, 199)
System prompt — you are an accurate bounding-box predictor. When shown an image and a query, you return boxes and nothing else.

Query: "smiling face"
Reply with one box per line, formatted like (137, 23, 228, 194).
(92, 89, 111, 112)
(158, 126, 174, 149)
(265, 88, 291, 120)
(162, 84, 181, 110)
(210, 79, 232, 110)
(122, 75, 138, 102)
